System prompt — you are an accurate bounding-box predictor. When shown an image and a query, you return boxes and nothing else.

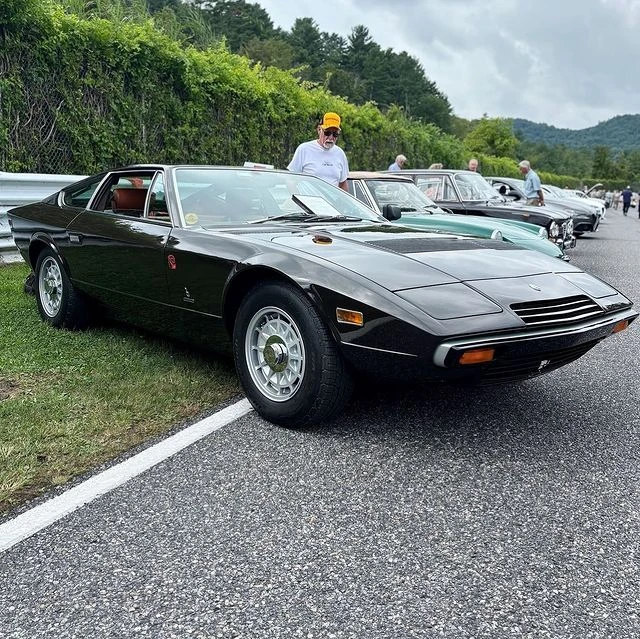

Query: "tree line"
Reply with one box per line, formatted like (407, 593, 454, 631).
(3, 0, 631, 187)
(109, 0, 632, 186)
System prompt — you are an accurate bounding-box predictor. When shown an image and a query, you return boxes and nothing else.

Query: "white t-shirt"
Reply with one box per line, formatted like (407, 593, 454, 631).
(287, 140, 349, 187)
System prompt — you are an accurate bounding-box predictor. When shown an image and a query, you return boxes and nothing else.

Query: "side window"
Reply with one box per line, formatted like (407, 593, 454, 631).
(96, 173, 153, 217)
(441, 176, 458, 202)
(147, 173, 170, 223)
(62, 178, 102, 208)
(352, 181, 373, 208)
(416, 177, 443, 201)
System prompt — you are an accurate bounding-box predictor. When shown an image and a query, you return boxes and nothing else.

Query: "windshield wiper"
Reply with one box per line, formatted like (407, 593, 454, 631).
(247, 212, 364, 224)
(246, 212, 313, 224)
(301, 213, 364, 222)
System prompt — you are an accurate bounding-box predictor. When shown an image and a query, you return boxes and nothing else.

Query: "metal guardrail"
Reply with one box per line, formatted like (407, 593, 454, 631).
(0, 172, 85, 264)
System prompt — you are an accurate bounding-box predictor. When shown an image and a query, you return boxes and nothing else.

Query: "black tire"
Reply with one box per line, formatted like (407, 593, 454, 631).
(233, 282, 353, 428)
(34, 248, 90, 329)
(23, 271, 36, 296)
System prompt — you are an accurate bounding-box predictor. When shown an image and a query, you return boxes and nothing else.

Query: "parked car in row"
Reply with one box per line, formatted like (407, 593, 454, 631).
(8, 165, 636, 427)
(564, 183, 607, 216)
(393, 169, 576, 250)
(543, 183, 606, 222)
(486, 176, 600, 235)
(346, 172, 568, 260)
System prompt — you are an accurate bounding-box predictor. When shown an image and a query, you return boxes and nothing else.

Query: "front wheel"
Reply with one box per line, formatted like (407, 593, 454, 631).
(34, 248, 90, 329)
(233, 282, 353, 428)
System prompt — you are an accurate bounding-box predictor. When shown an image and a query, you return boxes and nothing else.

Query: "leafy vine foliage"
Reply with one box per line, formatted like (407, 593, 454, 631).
(0, 0, 608, 186)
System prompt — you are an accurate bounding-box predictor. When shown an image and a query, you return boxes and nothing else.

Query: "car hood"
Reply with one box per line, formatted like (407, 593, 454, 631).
(398, 213, 542, 240)
(487, 200, 573, 220)
(267, 223, 578, 292)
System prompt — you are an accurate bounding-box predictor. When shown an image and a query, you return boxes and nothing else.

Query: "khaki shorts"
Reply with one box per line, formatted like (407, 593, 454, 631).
(526, 197, 542, 206)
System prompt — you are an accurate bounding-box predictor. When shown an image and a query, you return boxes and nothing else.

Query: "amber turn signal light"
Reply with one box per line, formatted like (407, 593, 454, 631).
(612, 319, 629, 334)
(458, 348, 495, 365)
(336, 308, 364, 326)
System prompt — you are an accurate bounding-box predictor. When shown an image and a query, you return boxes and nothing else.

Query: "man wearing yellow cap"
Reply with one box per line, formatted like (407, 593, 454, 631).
(287, 112, 349, 191)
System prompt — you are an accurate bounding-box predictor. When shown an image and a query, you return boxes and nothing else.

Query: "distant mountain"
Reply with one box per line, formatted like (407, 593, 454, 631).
(513, 114, 640, 150)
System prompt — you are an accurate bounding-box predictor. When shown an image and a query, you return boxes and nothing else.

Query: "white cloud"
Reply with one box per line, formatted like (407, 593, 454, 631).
(256, 0, 640, 129)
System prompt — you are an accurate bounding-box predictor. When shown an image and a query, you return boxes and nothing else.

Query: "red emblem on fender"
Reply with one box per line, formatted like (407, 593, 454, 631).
(167, 254, 177, 270)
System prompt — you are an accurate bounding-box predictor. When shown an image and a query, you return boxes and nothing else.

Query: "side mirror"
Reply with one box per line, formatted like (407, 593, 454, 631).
(382, 203, 402, 220)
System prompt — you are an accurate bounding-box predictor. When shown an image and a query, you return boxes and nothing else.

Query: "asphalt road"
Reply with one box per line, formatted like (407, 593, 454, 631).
(1, 208, 639, 638)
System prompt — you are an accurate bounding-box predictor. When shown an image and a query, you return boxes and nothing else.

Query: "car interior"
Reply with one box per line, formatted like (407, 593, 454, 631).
(111, 187, 148, 216)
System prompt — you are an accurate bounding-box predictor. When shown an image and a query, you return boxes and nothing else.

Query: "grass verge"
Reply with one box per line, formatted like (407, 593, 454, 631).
(0, 262, 241, 513)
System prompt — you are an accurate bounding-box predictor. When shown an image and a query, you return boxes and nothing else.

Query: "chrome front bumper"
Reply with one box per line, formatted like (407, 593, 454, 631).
(434, 307, 638, 368)
(557, 235, 577, 249)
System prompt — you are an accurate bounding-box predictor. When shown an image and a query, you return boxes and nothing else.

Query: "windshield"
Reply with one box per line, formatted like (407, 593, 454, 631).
(365, 179, 444, 214)
(454, 173, 503, 201)
(544, 184, 567, 198)
(506, 178, 526, 191)
(173, 168, 383, 226)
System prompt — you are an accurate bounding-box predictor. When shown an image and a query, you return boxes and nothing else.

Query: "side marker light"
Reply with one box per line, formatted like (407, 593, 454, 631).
(336, 308, 363, 326)
(459, 348, 495, 365)
(612, 319, 629, 334)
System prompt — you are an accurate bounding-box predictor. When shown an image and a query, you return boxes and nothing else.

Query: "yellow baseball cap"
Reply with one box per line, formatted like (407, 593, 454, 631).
(320, 112, 341, 130)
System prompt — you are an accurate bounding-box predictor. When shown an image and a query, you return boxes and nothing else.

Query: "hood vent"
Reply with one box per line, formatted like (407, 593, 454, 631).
(510, 295, 602, 326)
(366, 238, 513, 254)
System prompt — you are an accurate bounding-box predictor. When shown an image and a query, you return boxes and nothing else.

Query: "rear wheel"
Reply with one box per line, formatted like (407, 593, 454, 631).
(233, 282, 353, 428)
(34, 248, 90, 329)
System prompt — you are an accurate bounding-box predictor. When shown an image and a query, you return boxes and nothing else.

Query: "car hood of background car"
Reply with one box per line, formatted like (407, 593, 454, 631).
(400, 213, 547, 241)
(486, 200, 574, 220)
(262, 223, 579, 291)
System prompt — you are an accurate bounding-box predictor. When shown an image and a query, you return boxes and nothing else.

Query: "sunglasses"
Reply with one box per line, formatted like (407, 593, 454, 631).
(322, 129, 340, 138)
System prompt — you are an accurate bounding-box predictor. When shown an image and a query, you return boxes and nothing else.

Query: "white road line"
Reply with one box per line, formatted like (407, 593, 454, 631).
(0, 398, 253, 553)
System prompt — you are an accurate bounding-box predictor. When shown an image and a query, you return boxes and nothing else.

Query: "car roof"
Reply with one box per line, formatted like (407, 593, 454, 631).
(398, 169, 471, 175)
(110, 164, 292, 173)
(348, 171, 413, 181)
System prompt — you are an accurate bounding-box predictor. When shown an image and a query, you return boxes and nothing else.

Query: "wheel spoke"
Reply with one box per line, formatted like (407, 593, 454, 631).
(244, 305, 306, 402)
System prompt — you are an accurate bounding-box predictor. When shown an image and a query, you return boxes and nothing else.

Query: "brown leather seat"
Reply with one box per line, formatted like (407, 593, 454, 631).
(111, 188, 148, 216)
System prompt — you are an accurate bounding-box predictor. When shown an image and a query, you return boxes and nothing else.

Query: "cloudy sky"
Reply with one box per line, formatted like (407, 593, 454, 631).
(256, 0, 639, 130)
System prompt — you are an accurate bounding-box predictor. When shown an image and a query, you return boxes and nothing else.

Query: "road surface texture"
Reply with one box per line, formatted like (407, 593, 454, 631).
(1, 209, 638, 638)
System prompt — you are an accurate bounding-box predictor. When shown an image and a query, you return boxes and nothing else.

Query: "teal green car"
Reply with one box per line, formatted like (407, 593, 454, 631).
(347, 172, 568, 260)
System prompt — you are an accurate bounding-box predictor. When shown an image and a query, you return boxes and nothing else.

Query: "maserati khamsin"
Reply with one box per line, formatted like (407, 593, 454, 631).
(8, 166, 637, 427)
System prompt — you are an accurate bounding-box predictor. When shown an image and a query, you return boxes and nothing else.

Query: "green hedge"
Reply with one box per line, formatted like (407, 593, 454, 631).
(0, 0, 583, 188)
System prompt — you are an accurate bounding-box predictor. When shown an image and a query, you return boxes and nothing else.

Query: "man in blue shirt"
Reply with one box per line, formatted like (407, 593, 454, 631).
(518, 160, 544, 206)
(388, 154, 407, 171)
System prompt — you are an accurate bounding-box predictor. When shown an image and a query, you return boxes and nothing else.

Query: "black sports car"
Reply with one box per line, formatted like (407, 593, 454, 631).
(7, 165, 637, 427)
(397, 169, 577, 249)
(487, 176, 600, 235)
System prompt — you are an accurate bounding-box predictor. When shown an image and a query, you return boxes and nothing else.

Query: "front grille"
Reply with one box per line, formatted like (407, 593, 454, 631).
(510, 295, 602, 327)
(479, 339, 599, 384)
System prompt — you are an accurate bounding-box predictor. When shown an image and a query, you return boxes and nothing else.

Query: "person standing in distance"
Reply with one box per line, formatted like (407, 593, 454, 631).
(622, 185, 632, 216)
(388, 154, 407, 171)
(468, 158, 479, 172)
(287, 112, 349, 191)
(518, 160, 544, 206)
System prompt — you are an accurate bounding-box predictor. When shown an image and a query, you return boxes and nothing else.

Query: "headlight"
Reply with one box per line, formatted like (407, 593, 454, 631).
(396, 283, 502, 320)
(490, 229, 503, 241)
(566, 219, 574, 235)
(549, 221, 559, 237)
(560, 272, 618, 298)
(538, 226, 549, 239)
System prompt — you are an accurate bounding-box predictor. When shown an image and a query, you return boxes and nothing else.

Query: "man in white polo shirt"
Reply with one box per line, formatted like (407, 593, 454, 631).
(287, 112, 349, 191)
